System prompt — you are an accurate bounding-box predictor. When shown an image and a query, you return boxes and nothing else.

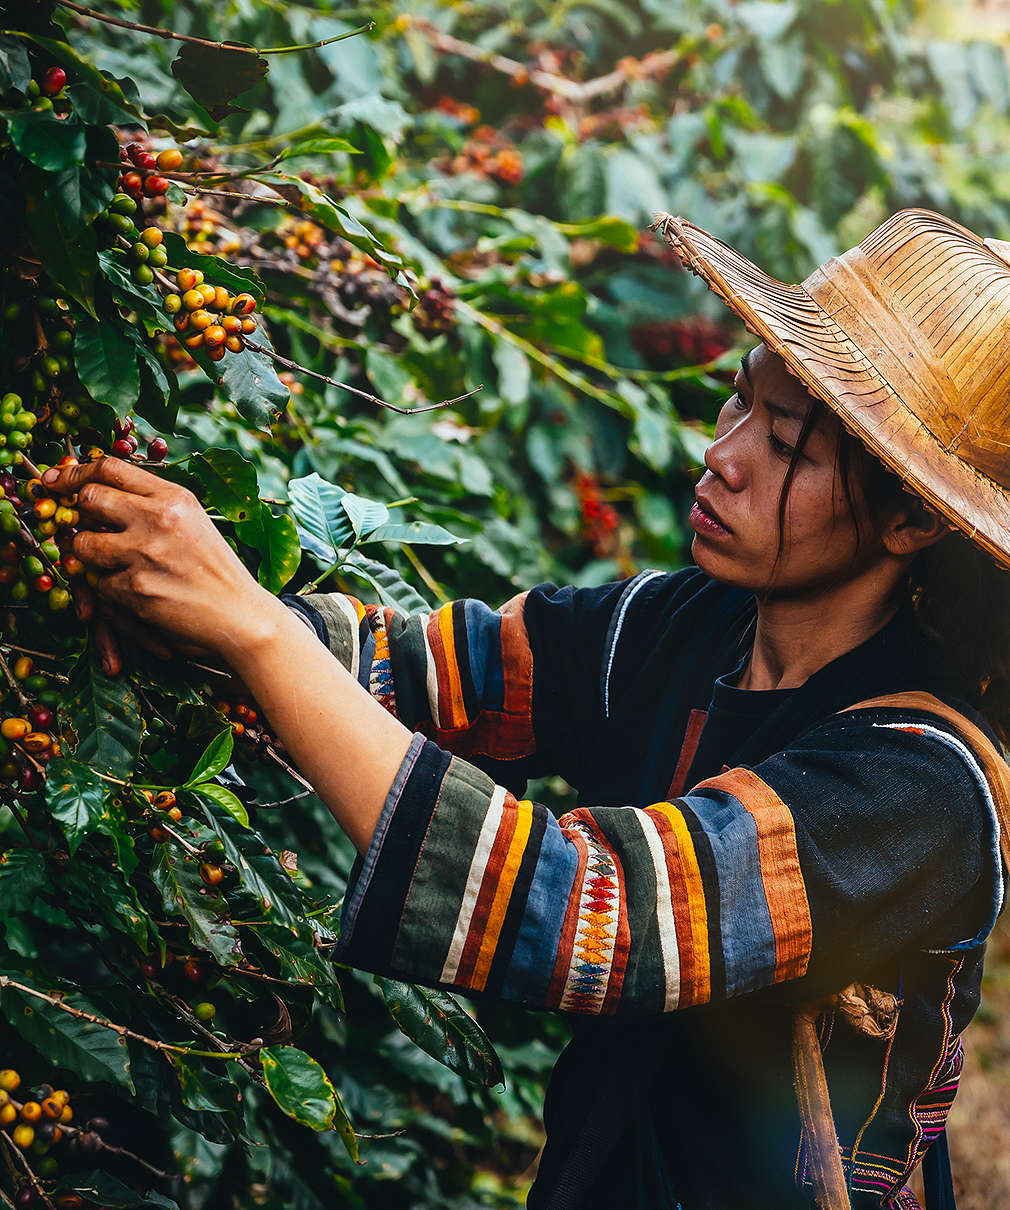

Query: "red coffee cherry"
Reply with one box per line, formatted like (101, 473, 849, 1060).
(41, 66, 66, 95)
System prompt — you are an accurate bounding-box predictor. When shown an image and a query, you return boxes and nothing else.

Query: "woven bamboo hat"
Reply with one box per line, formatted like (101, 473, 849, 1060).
(652, 208, 1010, 570)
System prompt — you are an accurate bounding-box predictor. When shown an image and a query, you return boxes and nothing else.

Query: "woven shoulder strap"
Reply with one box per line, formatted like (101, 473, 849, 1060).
(843, 690, 1010, 871)
(794, 690, 1010, 1210)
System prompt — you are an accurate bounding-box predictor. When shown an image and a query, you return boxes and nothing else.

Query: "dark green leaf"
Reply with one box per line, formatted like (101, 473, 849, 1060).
(62, 654, 143, 780)
(287, 473, 352, 563)
(73, 312, 140, 411)
(194, 808, 302, 928)
(244, 922, 343, 1010)
(192, 783, 249, 829)
(362, 521, 465, 546)
(376, 977, 504, 1087)
(190, 339, 289, 431)
(26, 167, 97, 315)
(186, 728, 234, 786)
(277, 137, 361, 160)
(169, 1054, 243, 1126)
(0, 849, 45, 901)
(149, 843, 242, 967)
(45, 758, 109, 855)
(188, 448, 260, 522)
(170, 42, 268, 122)
(260, 1045, 356, 1157)
(235, 505, 302, 593)
(61, 858, 152, 950)
(0, 35, 30, 95)
(340, 493, 389, 539)
(342, 552, 430, 612)
(66, 1171, 179, 1209)
(0, 975, 134, 1090)
(4, 109, 86, 172)
(97, 249, 165, 327)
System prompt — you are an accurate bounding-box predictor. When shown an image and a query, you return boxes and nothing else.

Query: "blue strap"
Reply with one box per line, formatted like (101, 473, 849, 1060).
(921, 1129, 957, 1210)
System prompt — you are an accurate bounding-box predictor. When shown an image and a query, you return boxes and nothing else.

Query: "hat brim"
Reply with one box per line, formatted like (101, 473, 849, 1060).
(653, 212, 1010, 570)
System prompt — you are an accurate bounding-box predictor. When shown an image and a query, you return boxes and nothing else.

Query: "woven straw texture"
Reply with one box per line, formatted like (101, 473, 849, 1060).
(652, 208, 1010, 570)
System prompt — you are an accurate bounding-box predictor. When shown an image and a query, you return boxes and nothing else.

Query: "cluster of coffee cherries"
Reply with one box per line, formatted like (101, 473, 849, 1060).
(212, 697, 281, 763)
(20, 64, 69, 116)
(572, 470, 620, 557)
(0, 1069, 73, 1171)
(115, 140, 178, 204)
(164, 268, 258, 362)
(96, 192, 169, 289)
(0, 655, 63, 794)
(413, 279, 457, 337)
(0, 463, 79, 611)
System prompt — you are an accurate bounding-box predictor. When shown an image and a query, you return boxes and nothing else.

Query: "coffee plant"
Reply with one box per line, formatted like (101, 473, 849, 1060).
(2, 0, 1010, 1206)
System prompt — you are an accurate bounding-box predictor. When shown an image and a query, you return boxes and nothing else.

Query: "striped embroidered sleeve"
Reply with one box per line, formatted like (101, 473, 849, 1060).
(285, 590, 536, 762)
(334, 717, 995, 1015)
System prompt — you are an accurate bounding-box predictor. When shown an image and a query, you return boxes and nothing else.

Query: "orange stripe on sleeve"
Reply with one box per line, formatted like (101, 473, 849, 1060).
(694, 767, 811, 982)
(648, 802, 711, 1006)
(470, 800, 535, 991)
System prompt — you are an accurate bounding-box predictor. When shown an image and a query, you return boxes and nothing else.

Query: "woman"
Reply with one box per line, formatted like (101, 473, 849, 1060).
(42, 208, 1010, 1209)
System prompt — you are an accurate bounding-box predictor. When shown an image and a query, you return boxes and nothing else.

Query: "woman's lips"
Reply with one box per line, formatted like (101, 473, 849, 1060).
(689, 499, 731, 538)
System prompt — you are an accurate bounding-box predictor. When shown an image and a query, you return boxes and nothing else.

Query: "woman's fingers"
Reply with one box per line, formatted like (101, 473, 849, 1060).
(43, 456, 165, 500)
(92, 617, 123, 677)
(99, 607, 175, 660)
(74, 482, 134, 529)
(73, 529, 131, 570)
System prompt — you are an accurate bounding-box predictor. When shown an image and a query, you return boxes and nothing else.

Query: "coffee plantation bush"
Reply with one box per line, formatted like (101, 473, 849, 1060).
(1, 0, 1009, 1206)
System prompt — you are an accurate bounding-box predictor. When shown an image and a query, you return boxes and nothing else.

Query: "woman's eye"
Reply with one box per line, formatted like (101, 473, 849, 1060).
(731, 390, 748, 412)
(768, 431, 794, 458)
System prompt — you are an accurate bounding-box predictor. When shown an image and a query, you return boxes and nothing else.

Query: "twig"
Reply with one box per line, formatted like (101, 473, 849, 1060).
(0, 975, 242, 1060)
(242, 338, 482, 414)
(406, 16, 681, 105)
(0, 650, 28, 709)
(262, 742, 315, 794)
(0, 1131, 55, 1210)
(0, 643, 62, 662)
(56, 2, 373, 55)
(256, 788, 313, 809)
(89, 1134, 170, 1180)
(157, 822, 201, 856)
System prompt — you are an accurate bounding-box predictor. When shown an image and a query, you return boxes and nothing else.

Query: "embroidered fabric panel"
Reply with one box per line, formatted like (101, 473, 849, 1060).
(336, 741, 813, 1015)
(300, 590, 536, 761)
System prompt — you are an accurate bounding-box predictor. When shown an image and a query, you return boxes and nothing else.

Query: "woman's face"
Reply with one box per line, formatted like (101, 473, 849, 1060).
(690, 343, 881, 595)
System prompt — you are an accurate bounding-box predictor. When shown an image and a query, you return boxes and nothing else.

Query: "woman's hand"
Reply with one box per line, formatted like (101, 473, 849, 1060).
(43, 458, 287, 666)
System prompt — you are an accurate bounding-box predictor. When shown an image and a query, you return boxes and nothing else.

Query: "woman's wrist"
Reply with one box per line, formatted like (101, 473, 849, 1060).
(212, 587, 292, 675)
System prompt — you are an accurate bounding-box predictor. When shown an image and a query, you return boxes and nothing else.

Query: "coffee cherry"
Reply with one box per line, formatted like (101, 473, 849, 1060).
(182, 959, 201, 982)
(86, 1116, 109, 1133)
(58, 1103, 72, 1124)
(0, 1103, 16, 1126)
(1, 719, 28, 740)
(225, 335, 243, 354)
(144, 175, 169, 197)
(14, 1185, 35, 1209)
(41, 66, 66, 95)
(157, 148, 183, 171)
(140, 226, 163, 248)
(163, 293, 182, 315)
(13, 656, 32, 680)
(147, 437, 168, 461)
(229, 293, 256, 316)
(204, 325, 226, 349)
(122, 171, 143, 195)
(132, 265, 154, 286)
(110, 192, 136, 216)
(40, 1096, 62, 1120)
(153, 789, 176, 810)
(208, 343, 226, 363)
(112, 439, 133, 458)
(193, 1001, 216, 1021)
(19, 1102, 41, 1124)
(189, 309, 213, 331)
(130, 241, 149, 264)
(148, 245, 168, 268)
(12, 1123, 34, 1148)
(199, 861, 224, 886)
(181, 289, 204, 312)
(213, 286, 230, 311)
(53, 1195, 83, 1209)
(176, 268, 197, 292)
(240, 316, 257, 334)
(184, 332, 205, 350)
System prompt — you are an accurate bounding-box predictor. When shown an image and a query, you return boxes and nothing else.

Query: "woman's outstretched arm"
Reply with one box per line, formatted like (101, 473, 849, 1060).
(43, 457, 412, 853)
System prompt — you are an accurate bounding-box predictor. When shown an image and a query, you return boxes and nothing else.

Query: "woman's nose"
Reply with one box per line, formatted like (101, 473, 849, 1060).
(704, 413, 748, 492)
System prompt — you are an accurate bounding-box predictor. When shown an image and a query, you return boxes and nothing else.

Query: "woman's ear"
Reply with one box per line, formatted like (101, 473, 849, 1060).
(881, 494, 950, 557)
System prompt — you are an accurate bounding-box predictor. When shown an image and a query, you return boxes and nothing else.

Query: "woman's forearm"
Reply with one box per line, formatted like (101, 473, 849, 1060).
(221, 590, 414, 854)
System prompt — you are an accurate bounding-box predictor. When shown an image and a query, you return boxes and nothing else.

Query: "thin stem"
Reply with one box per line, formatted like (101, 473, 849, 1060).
(0, 650, 28, 709)
(158, 822, 201, 856)
(296, 556, 342, 596)
(55, 1, 372, 55)
(0, 976, 221, 1058)
(0, 1131, 55, 1210)
(263, 742, 315, 794)
(242, 338, 482, 414)
(400, 543, 450, 604)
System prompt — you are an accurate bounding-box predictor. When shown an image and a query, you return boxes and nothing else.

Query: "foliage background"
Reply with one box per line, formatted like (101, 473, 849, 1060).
(5, 0, 1010, 1206)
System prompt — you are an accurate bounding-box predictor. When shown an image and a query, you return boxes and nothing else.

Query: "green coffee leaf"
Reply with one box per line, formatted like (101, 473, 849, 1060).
(62, 653, 143, 780)
(192, 782, 249, 829)
(188, 448, 260, 522)
(375, 977, 504, 1088)
(288, 473, 352, 563)
(235, 505, 302, 594)
(261, 1045, 357, 1158)
(45, 758, 110, 855)
(186, 729, 234, 786)
(150, 844, 242, 966)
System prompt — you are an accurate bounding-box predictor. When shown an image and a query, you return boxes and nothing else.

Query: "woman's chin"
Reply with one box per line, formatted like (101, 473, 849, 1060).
(691, 536, 765, 589)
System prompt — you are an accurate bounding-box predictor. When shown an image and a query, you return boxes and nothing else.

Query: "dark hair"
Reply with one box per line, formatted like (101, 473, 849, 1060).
(779, 402, 1010, 748)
